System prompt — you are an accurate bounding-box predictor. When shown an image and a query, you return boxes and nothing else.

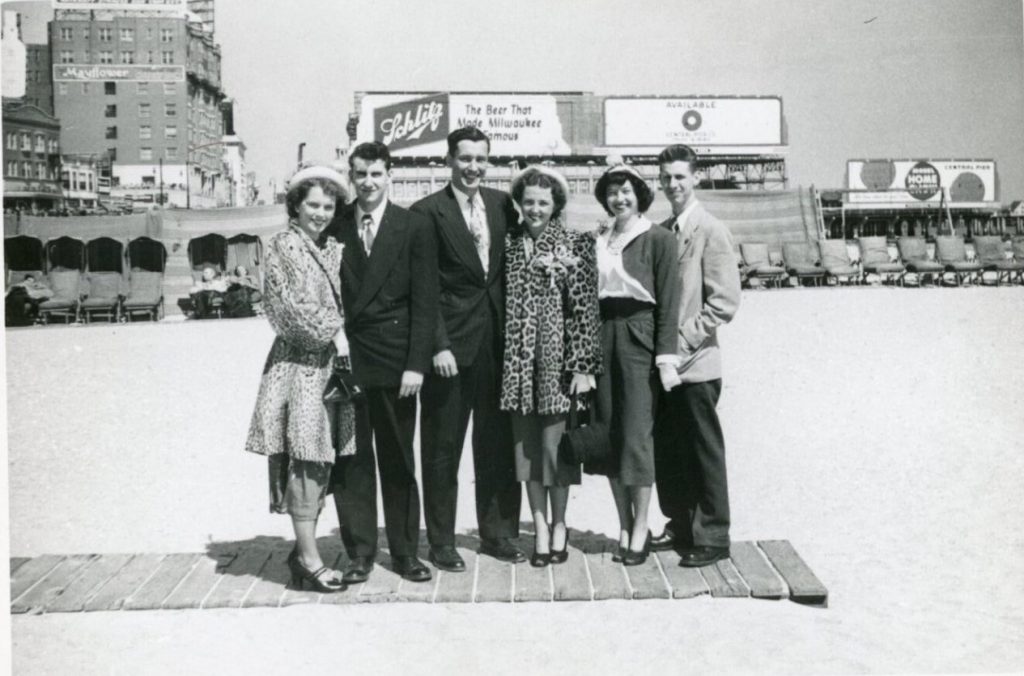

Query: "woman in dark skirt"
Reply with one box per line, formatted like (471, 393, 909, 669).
(500, 165, 602, 567)
(593, 162, 681, 566)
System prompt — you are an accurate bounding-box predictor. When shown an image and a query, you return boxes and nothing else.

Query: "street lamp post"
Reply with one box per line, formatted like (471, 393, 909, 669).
(297, 142, 306, 169)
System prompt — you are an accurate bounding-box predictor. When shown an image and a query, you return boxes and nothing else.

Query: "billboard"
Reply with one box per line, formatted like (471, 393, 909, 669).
(356, 93, 572, 157)
(603, 96, 783, 148)
(53, 64, 185, 82)
(53, 0, 186, 14)
(846, 159, 996, 207)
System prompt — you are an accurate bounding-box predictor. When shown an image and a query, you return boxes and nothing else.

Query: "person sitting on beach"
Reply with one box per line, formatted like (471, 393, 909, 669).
(5, 275, 53, 326)
(189, 266, 229, 318)
(224, 265, 262, 317)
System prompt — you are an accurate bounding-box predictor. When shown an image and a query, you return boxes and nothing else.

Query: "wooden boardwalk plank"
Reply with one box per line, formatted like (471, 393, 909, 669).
(125, 553, 200, 610)
(12, 555, 96, 614)
(10, 555, 66, 607)
(10, 558, 30, 575)
(623, 555, 671, 600)
(162, 553, 234, 610)
(432, 547, 476, 604)
(654, 549, 710, 599)
(356, 552, 403, 603)
(757, 540, 828, 606)
(243, 548, 291, 608)
(474, 554, 512, 603)
(84, 554, 165, 612)
(513, 561, 552, 603)
(46, 554, 133, 613)
(551, 548, 591, 601)
(700, 558, 751, 598)
(584, 552, 630, 601)
(730, 542, 787, 599)
(202, 547, 272, 609)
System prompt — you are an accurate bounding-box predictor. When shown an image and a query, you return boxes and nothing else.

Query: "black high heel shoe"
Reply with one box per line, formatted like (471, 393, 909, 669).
(621, 532, 651, 567)
(530, 551, 551, 567)
(549, 526, 569, 564)
(288, 551, 345, 593)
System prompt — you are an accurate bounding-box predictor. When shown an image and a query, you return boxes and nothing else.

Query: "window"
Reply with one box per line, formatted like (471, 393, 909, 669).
(139, 125, 152, 140)
(8, 161, 18, 177)
(99, 51, 114, 64)
(119, 51, 135, 64)
(82, 28, 90, 40)
(160, 28, 174, 42)
(107, 148, 117, 162)
(164, 125, 177, 139)
(165, 147, 178, 160)
(137, 82, 149, 95)
(48, 139, 59, 153)
(60, 27, 73, 40)
(82, 83, 90, 94)
(59, 50, 74, 63)
(161, 51, 174, 64)
(140, 148, 153, 161)
(98, 27, 112, 42)
(34, 135, 45, 152)
(105, 126, 118, 139)
(105, 104, 117, 118)
(142, 176, 155, 185)
(37, 164, 47, 179)
(163, 82, 176, 95)
(164, 103, 176, 117)
(21, 133, 31, 150)
(22, 162, 31, 177)
(139, 102, 151, 118)
(105, 82, 116, 95)
(119, 28, 133, 41)
(5, 133, 15, 150)
(58, 82, 68, 95)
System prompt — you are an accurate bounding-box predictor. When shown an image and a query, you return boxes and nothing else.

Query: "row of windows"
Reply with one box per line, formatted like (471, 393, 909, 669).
(59, 50, 176, 64)
(5, 133, 59, 154)
(5, 161, 57, 181)
(61, 170, 96, 192)
(57, 81, 177, 96)
(138, 125, 178, 139)
(104, 103, 177, 118)
(58, 26, 175, 42)
(139, 147, 178, 161)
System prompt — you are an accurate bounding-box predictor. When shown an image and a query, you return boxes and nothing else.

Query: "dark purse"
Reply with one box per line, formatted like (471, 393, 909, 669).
(323, 356, 364, 405)
(558, 392, 613, 477)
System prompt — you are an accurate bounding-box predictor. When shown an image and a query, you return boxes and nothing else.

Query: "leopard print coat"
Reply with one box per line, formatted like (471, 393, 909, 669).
(245, 224, 355, 463)
(500, 218, 602, 415)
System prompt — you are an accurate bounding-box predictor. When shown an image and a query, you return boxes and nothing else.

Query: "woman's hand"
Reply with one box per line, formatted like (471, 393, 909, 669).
(569, 372, 592, 395)
(658, 363, 681, 392)
(332, 329, 350, 358)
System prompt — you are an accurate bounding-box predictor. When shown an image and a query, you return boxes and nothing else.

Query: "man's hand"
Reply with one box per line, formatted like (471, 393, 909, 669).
(568, 372, 592, 395)
(658, 363, 681, 392)
(332, 330, 350, 358)
(432, 350, 458, 377)
(399, 371, 424, 398)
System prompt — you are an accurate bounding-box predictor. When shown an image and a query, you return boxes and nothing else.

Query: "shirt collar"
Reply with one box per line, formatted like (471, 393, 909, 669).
(599, 214, 653, 249)
(673, 198, 699, 231)
(356, 198, 388, 227)
(452, 184, 483, 211)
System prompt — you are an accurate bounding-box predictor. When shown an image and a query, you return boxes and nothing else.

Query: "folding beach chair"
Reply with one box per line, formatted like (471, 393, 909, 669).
(38, 269, 83, 324)
(934, 236, 982, 286)
(896, 237, 944, 287)
(819, 239, 859, 286)
(972, 236, 1023, 286)
(121, 270, 164, 321)
(857, 236, 905, 285)
(80, 272, 124, 323)
(739, 242, 786, 288)
(782, 241, 826, 287)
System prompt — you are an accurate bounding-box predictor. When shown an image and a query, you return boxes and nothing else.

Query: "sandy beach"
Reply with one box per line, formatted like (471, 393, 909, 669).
(6, 285, 1024, 674)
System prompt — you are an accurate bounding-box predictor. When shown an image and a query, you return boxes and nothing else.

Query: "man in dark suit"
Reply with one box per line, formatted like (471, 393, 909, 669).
(410, 127, 525, 570)
(326, 142, 438, 584)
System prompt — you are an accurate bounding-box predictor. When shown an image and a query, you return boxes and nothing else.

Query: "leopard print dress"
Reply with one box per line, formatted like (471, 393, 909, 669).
(500, 218, 602, 416)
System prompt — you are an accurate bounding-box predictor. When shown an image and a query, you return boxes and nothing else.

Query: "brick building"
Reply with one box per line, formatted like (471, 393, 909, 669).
(2, 100, 62, 213)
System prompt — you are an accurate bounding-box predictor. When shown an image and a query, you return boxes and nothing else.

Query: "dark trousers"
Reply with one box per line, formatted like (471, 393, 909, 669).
(654, 379, 730, 548)
(419, 323, 521, 546)
(332, 387, 421, 558)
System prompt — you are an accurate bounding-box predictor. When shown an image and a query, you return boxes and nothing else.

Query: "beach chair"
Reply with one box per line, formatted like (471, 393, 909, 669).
(934, 236, 982, 286)
(972, 236, 1023, 286)
(121, 270, 164, 321)
(37, 269, 82, 324)
(896, 237, 944, 287)
(739, 242, 786, 288)
(1012, 236, 1024, 285)
(782, 241, 826, 286)
(5, 235, 45, 287)
(819, 239, 860, 286)
(80, 272, 124, 323)
(857, 236, 905, 285)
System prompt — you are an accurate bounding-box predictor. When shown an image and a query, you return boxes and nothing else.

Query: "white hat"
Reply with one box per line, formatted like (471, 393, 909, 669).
(510, 164, 571, 201)
(286, 164, 351, 202)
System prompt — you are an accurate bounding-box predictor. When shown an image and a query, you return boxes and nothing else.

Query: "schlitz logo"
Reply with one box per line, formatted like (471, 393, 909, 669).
(374, 93, 449, 151)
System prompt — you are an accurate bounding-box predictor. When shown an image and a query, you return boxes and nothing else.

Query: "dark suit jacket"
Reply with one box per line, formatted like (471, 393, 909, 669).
(410, 184, 517, 367)
(322, 201, 438, 389)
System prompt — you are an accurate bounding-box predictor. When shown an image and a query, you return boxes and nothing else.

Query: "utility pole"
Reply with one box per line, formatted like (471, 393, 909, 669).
(158, 156, 164, 207)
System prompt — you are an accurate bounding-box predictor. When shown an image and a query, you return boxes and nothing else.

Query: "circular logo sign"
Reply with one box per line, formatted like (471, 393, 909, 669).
(681, 110, 702, 131)
(949, 172, 985, 202)
(905, 161, 941, 201)
(859, 160, 896, 190)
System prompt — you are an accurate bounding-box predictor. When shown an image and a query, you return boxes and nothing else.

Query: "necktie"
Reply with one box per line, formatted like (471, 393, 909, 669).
(468, 197, 489, 274)
(361, 214, 374, 256)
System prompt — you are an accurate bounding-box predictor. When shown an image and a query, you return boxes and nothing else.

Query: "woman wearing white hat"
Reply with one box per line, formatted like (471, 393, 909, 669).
(593, 161, 681, 566)
(245, 164, 353, 592)
(499, 165, 602, 567)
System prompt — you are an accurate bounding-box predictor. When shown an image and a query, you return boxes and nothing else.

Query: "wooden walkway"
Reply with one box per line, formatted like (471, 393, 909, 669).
(9, 536, 827, 614)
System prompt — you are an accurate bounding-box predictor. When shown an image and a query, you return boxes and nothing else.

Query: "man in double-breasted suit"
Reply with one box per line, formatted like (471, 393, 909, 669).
(410, 127, 525, 570)
(326, 142, 438, 584)
(652, 144, 742, 568)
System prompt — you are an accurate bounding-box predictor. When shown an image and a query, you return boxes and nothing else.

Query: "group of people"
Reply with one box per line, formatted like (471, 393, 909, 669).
(244, 126, 741, 593)
(189, 265, 262, 318)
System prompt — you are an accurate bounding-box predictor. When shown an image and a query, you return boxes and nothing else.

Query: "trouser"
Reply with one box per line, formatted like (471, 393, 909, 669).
(331, 387, 421, 558)
(419, 322, 521, 546)
(654, 379, 731, 548)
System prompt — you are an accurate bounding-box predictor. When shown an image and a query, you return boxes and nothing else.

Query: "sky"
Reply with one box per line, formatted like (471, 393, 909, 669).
(5, 0, 1024, 199)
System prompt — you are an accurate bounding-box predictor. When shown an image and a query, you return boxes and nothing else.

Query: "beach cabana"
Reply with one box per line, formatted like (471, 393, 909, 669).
(4, 235, 45, 287)
(39, 236, 86, 323)
(225, 233, 264, 284)
(187, 233, 227, 282)
(123, 236, 168, 321)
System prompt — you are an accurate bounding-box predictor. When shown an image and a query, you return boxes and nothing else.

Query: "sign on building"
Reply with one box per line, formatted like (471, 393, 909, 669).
(53, 64, 185, 82)
(356, 93, 572, 157)
(52, 0, 187, 14)
(603, 96, 783, 149)
(846, 159, 997, 207)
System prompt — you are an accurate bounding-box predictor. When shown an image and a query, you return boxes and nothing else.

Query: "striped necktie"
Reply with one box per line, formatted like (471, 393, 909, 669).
(361, 214, 374, 256)
(468, 197, 489, 274)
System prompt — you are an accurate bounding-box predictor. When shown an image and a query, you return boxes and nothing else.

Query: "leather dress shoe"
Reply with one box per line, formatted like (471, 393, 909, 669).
(392, 555, 432, 582)
(428, 545, 466, 572)
(678, 545, 730, 568)
(342, 556, 374, 584)
(479, 538, 526, 563)
(650, 528, 677, 552)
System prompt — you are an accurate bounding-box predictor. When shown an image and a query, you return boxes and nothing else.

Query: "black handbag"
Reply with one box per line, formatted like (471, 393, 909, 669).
(323, 356, 365, 405)
(558, 393, 613, 477)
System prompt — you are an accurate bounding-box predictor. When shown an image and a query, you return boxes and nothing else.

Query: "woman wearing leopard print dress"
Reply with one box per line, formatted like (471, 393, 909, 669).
(500, 165, 602, 567)
(245, 164, 354, 593)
